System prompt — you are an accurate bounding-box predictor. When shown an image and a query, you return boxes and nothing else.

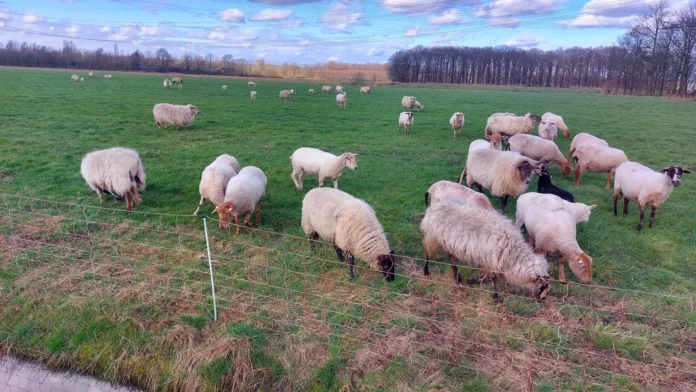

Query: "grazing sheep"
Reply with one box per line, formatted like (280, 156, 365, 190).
(248, 81, 256, 87)
(413, 101, 424, 112)
(193, 154, 240, 216)
(401, 96, 416, 110)
(104, 74, 111, 79)
(335, 86, 344, 94)
(515, 193, 595, 229)
(485, 113, 541, 139)
(302, 188, 395, 281)
(250, 91, 257, 99)
(424, 181, 493, 211)
(178, 84, 182, 90)
(279, 90, 291, 100)
(508, 134, 571, 175)
(398, 112, 413, 136)
(541, 112, 571, 138)
(538, 122, 558, 141)
(567, 133, 608, 162)
(515, 193, 593, 283)
(537, 165, 574, 202)
(222, 85, 227, 90)
(421, 202, 550, 301)
(290, 89, 297, 95)
(571, 143, 628, 188)
(290, 147, 357, 190)
(153, 103, 199, 129)
(163, 79, 172, 89)
(450, 112, 465, 138)
(613, 162, 690, 231)
(172, 77, 182, 84)
(336, 92, 347, 108)
(80, 147, 146, 211)
(79, 77, 84, 82)
(468, 139, 501, 154)
(322, 85, 332, 93)
(71, 74, 79, 82)
(214, 166, 267, 234)
(360, 86, 371, 94)
(309, 88, 316, 94)
(89, 72, 95, 78)
(461, 149, 539, 211)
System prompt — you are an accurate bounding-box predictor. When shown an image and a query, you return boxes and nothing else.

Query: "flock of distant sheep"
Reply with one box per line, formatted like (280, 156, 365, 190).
(74, 73, 690, 302)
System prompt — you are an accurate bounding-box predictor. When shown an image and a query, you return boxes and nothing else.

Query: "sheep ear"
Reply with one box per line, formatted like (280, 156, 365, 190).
(485, 134, 491, 140)
(212, 206, 219, 213)
(662, 166, 672, 173)
(589, 205, 597, 210)
(683, 169, 691, 174)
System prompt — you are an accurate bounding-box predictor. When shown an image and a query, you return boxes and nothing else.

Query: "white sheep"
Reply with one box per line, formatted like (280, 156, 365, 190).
(163, 79, 172, 89)
(401, 96, 416, 110)
(461, 149, 539, 211)
(421, 202, 550, 301)
(508, 134, 571, 175)
(485, 113, 541, 139)
(335, 85, 344, 94)
(538, 121, 558, 141)
(290, 89, 297, 95)
(613, 162, 690, 231)
(250, 91, 257, 99)
(571, 143, 628, 188)
(514, 193, 593, 283)
(104, 74, 110, 79)
(424, 181, 494, 211)
(80, 147, 146, 211)
(279, 90, 291, 100)
(153, 103, 199, 129)
(193, 154, 240, 216)
(222, 85, 227, 90)
(336, 92, 347, 108)
(302, 188, 395, 281)
(360, 86, 371, 94)
(541, 112, 570, 138)
(214, 166, 267, 234)
(450, 112, 465, 138)
(322, 85, 332, 93)
(567, 132, 608, 163)
(248, 81, 256, 87)
(480, 134, 506, 151)
(398, 112, 413, 136)
(172, 77, 182, 84)
(89, 72, 95, 78)
(309, 88, 316, 94)
(515, 193, 595, 227)
(71, 74, 79, 82)
(413, 101, 424, 112)
(80, 77, 84, 82)
(290, 147, 357, 190)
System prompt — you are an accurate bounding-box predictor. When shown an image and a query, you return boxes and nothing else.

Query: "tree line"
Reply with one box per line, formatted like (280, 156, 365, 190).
(388, 1, 696, 96)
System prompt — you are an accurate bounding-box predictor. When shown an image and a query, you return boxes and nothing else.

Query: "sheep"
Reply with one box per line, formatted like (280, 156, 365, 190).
(104, 74, 110, 79)
(301, 188, 395, 281)
(567, 132, 608, 162)
(222, 85, 227, 90)
(421, 202, 550, 301)
(571, 143, 628, 188)
(178, 84, 182, 90)
(360, 86, 371, 94)
(450, 112, 465, 138)
(613, 162, 690, 231)
(468, 140, 495, 153)
(515, 193, 595, 228)
(193, 154, 240, 216)
(413, 101, 424, 112)
(541, 112, 571, 138)
(401, 96, 416, 110)
(80, 77, 84, 82)
(538, 121, 558, 141)
(279, 90, 291, 100)
(248, 81, 256, 87)
(309, 88, 316, 94)
(163, 79, 172, 89)
(214, 166, 267, 234)
(322, 85, 332, 93)
(250, 91, 257, 99)
(478, 134, 505, 151)
(484, 113, 541, 139)
(508, 134, 571, 175)
(290, 147, 357, 190)
(335, 86, 344, 94)
(71, 74, 79, 82)
(398, 112, 413, 136)
(89, 72, 95, 78)
(424, 180, 494, 211)
(80, 147, 146, 211)
(514, 193, 593, 283)
(336, 92, 347, 108)
(153, 103, 199, 129)
(289, 89, 297, 95)
(537, 165, 574, 202)
(461, 149, 540, 211)
(172, 77, 182, 84)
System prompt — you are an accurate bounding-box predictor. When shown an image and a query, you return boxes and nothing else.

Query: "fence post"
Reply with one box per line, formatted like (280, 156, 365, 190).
(202, 216, 218, 321)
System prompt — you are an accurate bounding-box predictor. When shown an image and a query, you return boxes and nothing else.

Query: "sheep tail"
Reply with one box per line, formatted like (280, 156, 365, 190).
(458, 166, 467, 185)
(424, 192, 430, 208)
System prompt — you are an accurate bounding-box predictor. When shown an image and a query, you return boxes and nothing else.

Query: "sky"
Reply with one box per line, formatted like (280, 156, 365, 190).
(0, 0, 692, 64)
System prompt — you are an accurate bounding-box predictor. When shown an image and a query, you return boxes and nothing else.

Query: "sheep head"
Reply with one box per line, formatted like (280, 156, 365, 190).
(559, 160, 572, 176)
(517, 160, 537, 185)
(189, 105, 200, 115)
(377, 251, 396, 281)
(569, 253, 593, 283)
(213, 202, 236, 230)
(341, 153, 358, 171)
(533, 275, 550, 300)
(530, 114, 542, 122)
(486, 134, 504, 150)
(662, 166, 690, 187)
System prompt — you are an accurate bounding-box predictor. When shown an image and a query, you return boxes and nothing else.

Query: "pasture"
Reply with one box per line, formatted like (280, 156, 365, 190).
(0, 67, 695, 391)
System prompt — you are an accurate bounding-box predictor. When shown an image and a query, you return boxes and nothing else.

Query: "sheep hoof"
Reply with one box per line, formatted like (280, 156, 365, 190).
(559, 279, 568, 285)
(466, 277, 482, 286)
(636, 225, 643, 232)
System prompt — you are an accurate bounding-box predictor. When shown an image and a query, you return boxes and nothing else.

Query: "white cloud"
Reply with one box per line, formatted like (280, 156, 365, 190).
(431, 33, 457, 45)
(207, 26, 260, 41)
(327, 56, 339, 62)
(582, 0, 688, 17)
(0, 9, 12, 21)
(139, 26, 162, 36)
(257, 52, 266, 57)
(100, 26, 112, 33)
(427, 9, 467, 25)
(22, 13, 44, 24)
(320, 1, 369, 33)
(108, 33, 131, 41)
(65, 25, 79, 35)
(251, 0, 321, 3)
(559, 14, 636, 28)
(299, 39, 312, 46)
(48, 26, 55, 32)
(218, 9, 245, 23)
(489, 17, 520, 28)
(476, 0, 563, 26)
(367, 47, 384, 56)
(382, 0, 479, 15)
(404, 26, 420, 37)
(505, 34, 547, 48)
(250, 9, 293, 21)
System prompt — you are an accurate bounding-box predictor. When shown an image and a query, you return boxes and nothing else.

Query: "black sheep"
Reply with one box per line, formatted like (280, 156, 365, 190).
(537, 165, 575, 202)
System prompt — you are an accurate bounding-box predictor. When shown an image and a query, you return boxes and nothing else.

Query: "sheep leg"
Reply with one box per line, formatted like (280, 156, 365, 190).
(499, 195, 509, 212)
(491, 276, 502, 304)
(649, 205, 658, 228)
(558, 258, 567, 283)
(255, 203, 261, 226)
(334, 245, 345, 261)
(98, 193, 103, 203)
(637, 204, 646, 232)
(448, 254, 462, 286)
(243, 213, 251, 227)
(193, 196, 204, 216)
(574, 166, 583, 187)
(290, 170, 301, 190)
(332, 179, 338, 189)
(605, 171, 614, 190)
(623, 198, 630, 215)
(234, 215, 240, 235)
(297, 172, 304, 190)
(423, 254, 430, 277)
(131, 188, 141, 205)
(318, 177, 324, 187)
(124, 191, 132, 212)
(347, 251, 355, 281)
(309, 233, 320, 253)
(612, 191, 622, 216)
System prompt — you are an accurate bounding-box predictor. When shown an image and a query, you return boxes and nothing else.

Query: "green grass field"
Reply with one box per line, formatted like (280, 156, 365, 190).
(1, 67, 695, 391)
